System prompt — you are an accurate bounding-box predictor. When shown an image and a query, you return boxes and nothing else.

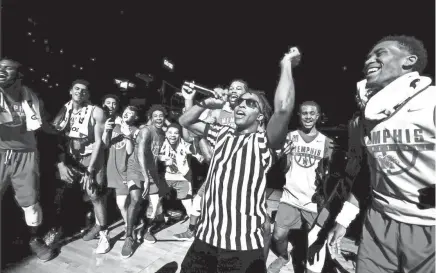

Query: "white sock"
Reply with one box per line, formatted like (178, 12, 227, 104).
(181, 199, 192, 216)
(116, 195, 128, 224)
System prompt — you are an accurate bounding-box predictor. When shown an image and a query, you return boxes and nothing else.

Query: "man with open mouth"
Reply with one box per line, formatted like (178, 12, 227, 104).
(126, 104, 170, 248)
(0, 58, 56, 261)
(178, 47, 299, 273)
(328, 35, 435, 273)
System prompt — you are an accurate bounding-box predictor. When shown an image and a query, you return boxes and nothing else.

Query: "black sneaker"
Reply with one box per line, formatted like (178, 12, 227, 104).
(121, 237, 135, 258)
(83, 224, 101, 241)
(29, 237, 56, 262)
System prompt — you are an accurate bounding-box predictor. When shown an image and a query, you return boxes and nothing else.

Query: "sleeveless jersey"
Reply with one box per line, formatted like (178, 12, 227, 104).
(0, 100, 37, 151)
(127, 125, 164, 183)
(65, 106, 96, 157)
(281, 130, 329, 213)
(107, 124, 138, 187)
(159, 141, 193, 182)
(363, 86, 436, 226)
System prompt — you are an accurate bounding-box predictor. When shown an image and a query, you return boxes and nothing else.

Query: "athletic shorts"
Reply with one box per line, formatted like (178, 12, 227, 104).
(0, 150, 39, 207)
(167, 180, 191, 199)
(126, 169, 169, 197)
(114, 186, 129, 196)
(275, 202, 328, 230)
(181, 239, 266, 273)
(356, 207, 435, 273)
(126, 178, 159, 196)
(60, 153, 106, 199)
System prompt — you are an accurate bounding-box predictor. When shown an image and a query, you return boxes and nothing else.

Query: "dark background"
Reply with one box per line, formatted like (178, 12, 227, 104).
(2, 1, 435, 127)
(0, 1, 434, 270)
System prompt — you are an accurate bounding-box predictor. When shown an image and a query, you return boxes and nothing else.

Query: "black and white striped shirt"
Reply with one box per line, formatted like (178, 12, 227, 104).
(196, 123, 273, 251)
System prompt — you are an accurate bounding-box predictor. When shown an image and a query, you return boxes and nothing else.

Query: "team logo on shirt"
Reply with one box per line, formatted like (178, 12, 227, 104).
(293, 145, 322, 168)
(366, 128, 434, 176)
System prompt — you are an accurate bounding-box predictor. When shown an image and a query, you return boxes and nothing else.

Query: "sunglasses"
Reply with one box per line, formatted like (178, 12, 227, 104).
(236, 97, 260, 109)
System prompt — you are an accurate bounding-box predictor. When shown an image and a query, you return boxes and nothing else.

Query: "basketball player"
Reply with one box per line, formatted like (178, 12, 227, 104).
(179, 48, 299, 273)
(126, 105, 169, 246)
(327, 36, 435, 273)
(103, 106, 139, 247)
(53, 79, 109, 254)
(159, 123, 203, 223)
(268, 101, 334, 273)
(0, 58, 56, 261)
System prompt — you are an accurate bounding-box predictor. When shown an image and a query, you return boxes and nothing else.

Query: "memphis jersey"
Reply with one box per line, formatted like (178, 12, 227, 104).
(364, 86, 436, 226)
(281, 130, 330, 213)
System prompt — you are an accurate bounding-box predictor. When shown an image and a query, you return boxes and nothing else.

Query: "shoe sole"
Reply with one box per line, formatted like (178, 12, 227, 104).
(172, 236, 194, 241)
(121, 252, 133, 259)
(95, 247, 110, 254)
(37, 254, 56, 262)
(143, 239, 156, 244)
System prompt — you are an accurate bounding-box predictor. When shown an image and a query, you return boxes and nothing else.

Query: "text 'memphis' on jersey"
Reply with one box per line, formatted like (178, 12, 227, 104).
(364, 86, 435, 226)
(281, 130, 332, 213)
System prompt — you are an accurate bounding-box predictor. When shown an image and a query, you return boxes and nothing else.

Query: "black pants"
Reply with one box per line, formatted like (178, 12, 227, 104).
(181, 239, 266, 273)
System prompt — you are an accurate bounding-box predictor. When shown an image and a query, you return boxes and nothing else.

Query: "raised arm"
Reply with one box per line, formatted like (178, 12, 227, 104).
(266, 48, 300, 149)
(178, 84, 225, 137)
(88, 107, 106, 173)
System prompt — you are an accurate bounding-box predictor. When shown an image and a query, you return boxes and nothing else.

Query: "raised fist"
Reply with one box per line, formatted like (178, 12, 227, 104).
(281, 47, 301, 68)
(181, 83, 197, 100)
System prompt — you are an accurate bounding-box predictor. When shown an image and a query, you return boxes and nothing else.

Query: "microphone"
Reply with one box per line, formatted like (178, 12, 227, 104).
(183, 81, 216, 97)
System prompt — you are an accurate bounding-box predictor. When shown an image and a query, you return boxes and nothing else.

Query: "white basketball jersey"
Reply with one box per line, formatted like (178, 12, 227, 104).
(281, 130, 327, 213)
(364, 86, 436, 226)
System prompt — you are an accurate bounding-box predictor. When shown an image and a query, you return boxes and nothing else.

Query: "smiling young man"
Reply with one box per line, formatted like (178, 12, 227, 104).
(126, 105, 169, 246)
(159, 123, 202, 224)
(0, 58, 56, 261)
(178, 48, 300, 273)
(327, 36, 435, 273)
(268, 101, 334, 273)
(52, 79, 109, 254)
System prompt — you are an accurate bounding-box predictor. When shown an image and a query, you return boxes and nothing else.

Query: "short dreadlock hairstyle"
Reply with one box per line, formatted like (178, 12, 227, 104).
(147, 104, 167, 119)
(247, 89, 272, 125)
(377, 35, 428, 74)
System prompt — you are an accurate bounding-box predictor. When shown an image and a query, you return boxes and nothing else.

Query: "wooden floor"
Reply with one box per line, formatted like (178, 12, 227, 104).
(3, 190, 358, 273)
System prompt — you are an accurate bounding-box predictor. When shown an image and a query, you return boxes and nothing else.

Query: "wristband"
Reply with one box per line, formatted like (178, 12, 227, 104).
(336, 201, 360, 228)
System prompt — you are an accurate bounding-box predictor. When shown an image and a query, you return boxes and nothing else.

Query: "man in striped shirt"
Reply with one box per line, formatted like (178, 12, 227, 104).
(179, 48, 300, 273)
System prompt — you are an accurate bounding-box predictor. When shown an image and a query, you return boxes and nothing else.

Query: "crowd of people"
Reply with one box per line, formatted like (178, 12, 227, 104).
(0, 35, 434, 273)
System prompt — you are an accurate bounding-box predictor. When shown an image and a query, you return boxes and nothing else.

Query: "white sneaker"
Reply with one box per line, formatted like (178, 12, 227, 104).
(95, 230, 110, 254)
